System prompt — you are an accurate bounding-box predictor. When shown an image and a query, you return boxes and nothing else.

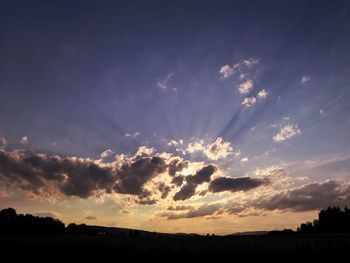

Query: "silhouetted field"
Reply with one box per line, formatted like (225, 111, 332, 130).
(2, 233, 350, 260)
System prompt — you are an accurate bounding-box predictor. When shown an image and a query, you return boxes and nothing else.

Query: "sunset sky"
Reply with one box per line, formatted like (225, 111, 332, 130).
(1, 0, 350, 234)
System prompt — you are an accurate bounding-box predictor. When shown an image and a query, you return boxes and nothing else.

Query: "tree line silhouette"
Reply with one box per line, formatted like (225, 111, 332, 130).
(1, 206, 350, 236)
(0, 207, 94, 235)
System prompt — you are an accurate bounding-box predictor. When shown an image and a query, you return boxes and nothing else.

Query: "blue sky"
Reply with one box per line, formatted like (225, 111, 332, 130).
(0, 0, 350, 234)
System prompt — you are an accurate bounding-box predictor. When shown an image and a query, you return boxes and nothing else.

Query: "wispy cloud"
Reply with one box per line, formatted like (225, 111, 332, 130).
(273, 123, 301, 142)
(124, 132, 140, 139)
(242, 58, 258, 68)
(84, 216, 97, 220)
(301, 75, 311, 84)
(157, 73, 175, 91)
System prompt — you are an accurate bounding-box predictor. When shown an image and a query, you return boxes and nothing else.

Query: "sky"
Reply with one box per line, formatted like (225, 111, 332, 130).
(0, 0, 350, 234)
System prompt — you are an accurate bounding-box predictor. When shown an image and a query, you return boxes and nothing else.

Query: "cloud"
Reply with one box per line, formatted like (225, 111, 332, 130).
(167, 139, 184, 147)
(203, 138, 233, 160)
(186, 137, 233, 160)
(167, 205, 193, 211)
(240, 157, 248, 163)
(238, 79, 254, 94)
(114, 156, 167, 196)
(162, 178, 349, 219)
(257, 89, 268, 99)
(0, 149, 113, 198)
(134, 146, 154, 157)
(0, 148, 172, 200)
(255, 180, 350, 212)
(84, 216, 97, 220)
(157, 73, 174, 91)
(241, 89, 268, 108)
(157, 182, 171, 199)
(171, 175, 185, 186)
(241, 97, 257, 107)
(124, 132, 140, 139)
(220, 58, 259, 97)
(20, 136, 28, 144)
(189, 165, 216, 185)
(220, 58, 258, 79)
(100, 149, 115, 161)
(173, 165, 216, 201)
(0, 137, 6, 149)
(173, 183, 196, 201)
(168, 159, 188, 176)
(186, 140, 205, 153)
(273, 123, 301, 142)
(209, 176, 265, 193)
(301, 75, 311, 84)
(219, 65, 234, 79)
(158, 160, 350, 220)
(160, 203, 224, 219)
(242, 58, 258, 68)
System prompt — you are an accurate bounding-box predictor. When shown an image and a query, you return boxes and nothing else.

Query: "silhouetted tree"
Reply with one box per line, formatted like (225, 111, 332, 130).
(297, 206, 350, 234)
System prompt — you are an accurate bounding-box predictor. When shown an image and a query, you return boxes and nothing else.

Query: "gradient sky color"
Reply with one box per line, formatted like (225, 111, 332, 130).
(1, 0, 350, 234)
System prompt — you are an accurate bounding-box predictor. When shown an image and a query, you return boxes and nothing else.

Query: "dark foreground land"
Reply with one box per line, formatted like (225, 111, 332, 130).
(2, 207, 350, 260)
(2, 233, 350, 260)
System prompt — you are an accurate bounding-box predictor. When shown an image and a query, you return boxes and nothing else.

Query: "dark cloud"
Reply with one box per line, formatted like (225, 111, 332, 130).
(0, 149, 218, 203)
(255, 180, 350, 212)
(137, 199, 157, 205)
(160, 203, 223, 219)
(173, 183, 196, 201)
(189, 165, 216, 185)
(167, 205, 192, 211)
(0, 150, 115, 198)
(114, 156, 167, 196)
(173, 165, 216, 201)
(171, 175, 185, 186)
(59, 160, 115, 198)
(84, 216, 97, 220)
(158, 182, 171, 199)
(168, 159, 188, 176)
(0, 149, 169, 201)
(209, 176, 265, 193)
